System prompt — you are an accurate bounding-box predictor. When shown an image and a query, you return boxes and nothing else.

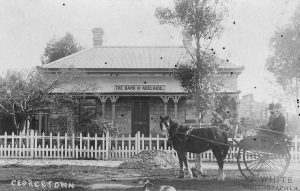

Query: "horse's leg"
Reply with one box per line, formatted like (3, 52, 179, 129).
(183, 152, 193, 179)
(212, 147, 227, 181)
(217, 157, 225, 181)
(177, 152, 184, 178)
(195, 153, 204, 174)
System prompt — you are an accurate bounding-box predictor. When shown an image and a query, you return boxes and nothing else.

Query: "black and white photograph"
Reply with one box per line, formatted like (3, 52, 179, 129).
(0, 0, 300, 190)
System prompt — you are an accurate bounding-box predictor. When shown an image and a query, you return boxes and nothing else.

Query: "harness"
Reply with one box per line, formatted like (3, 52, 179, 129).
(168, 128, 192, 145)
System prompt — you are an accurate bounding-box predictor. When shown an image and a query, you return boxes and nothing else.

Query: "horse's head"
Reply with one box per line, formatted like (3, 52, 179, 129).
(159, 116, 171, 135)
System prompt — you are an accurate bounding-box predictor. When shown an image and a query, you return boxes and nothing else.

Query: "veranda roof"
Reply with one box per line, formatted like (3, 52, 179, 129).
(52, 76, 240, 94)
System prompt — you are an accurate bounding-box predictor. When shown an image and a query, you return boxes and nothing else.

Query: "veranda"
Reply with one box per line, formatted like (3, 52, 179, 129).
(0, 131, 299, 163)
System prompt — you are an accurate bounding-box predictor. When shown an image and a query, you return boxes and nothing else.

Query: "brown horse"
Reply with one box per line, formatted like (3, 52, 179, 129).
(159, 116, 229, 180)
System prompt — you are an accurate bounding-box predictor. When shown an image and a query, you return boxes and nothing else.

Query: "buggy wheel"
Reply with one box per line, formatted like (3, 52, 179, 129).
(237, 136, 291, 180)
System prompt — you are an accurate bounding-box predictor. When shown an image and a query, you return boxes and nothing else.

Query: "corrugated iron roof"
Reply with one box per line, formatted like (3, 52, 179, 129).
(43, 46, 243, 70)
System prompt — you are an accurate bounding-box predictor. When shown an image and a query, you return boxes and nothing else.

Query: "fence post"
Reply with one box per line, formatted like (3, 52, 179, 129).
(141, 133, 144, 151)
(50, 132, 53, 158)
(4, 132, 7, 158)
(30, 130, 34, 159)
(11, 132, 15, 158)
(72, 133, 75, 158)
(57, 132, 61, 159)
(87, 133, 90, 159)
(64, 133, 68, 158)
(95, 133, 97, 159)
(105, 131, 110, 160)
(42, 132, 45, 159)
(135, 131, 139, 154)
(79, 133, 82, 158)
(34, 131, 38, 158)
(18, 133, 22, 159)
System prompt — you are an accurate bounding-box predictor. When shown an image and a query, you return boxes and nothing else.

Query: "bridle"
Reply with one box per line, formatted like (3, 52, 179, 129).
(161, 120, 186, 143)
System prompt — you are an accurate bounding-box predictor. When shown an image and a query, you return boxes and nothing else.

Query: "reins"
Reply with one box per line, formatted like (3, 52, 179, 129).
(171, 131, 233, 148)
(164, 119, 233, 148)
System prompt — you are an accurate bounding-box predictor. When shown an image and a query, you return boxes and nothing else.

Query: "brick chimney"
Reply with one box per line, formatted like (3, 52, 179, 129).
(92, 28, 104, 47)
(181, 29, 192, 48)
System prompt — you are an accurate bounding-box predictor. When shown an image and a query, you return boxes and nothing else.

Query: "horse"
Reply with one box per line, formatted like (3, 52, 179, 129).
(159, 116, 229, 180)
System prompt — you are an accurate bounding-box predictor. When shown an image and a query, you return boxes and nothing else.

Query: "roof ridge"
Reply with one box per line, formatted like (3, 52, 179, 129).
(93, 46, 185, 48)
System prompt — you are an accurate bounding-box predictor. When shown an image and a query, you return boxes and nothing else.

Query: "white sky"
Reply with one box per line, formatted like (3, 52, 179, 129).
(0, 0, 298, 105)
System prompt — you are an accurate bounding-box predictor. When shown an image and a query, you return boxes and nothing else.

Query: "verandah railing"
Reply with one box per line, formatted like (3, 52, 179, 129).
(0, 131, 299, 162)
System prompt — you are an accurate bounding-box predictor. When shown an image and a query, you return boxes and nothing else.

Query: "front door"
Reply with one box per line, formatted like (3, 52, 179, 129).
(131, 98, 149, 137)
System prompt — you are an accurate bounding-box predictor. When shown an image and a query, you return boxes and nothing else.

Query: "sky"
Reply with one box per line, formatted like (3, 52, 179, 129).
(0, 0, 299, 106)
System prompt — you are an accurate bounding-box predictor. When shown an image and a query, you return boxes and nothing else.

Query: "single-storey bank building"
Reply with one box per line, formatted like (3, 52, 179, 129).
(42, 28, 244, 137)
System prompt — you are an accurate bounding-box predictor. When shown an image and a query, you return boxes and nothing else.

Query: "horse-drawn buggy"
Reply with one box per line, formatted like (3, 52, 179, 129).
(159, 116, 293, 181)
(236, 128, 293, 180)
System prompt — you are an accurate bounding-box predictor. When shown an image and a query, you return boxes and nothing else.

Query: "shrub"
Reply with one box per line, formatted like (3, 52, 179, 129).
(86, 119, 120, 137)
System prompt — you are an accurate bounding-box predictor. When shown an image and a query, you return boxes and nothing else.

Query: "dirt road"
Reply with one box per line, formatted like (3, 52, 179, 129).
(0, 160, 299, 190)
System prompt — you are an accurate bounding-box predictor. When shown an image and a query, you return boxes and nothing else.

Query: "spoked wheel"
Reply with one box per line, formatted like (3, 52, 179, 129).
(237, 135, 291, 180)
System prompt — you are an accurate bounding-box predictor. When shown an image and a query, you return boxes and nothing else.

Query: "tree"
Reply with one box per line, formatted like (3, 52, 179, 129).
(266, 4, 300, 114)
(0, 68, 80, 134)
(287, 114, 300, 134)
(155, 0, 228, 121)
(41, 32, 83, 64)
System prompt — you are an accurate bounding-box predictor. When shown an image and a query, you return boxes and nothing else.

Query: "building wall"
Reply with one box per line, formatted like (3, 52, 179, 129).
(114, 97, 131, 135)
(97, 96, 187, 136)
(219, 73, 238, 92)
(45, 71, 241, 135)
(238, 94, 268, 124)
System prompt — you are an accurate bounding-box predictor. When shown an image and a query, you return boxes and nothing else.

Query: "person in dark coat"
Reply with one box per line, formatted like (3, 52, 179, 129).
(269, 103, 286, 133)
(267, 103, 276, 129)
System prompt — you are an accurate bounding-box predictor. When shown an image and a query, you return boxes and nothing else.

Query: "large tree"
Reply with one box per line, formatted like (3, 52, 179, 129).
(266, 4, 300, 114)
(155, 0, 229, 176)
(155, 0, 228, 122)
(41, 32, 83, 64)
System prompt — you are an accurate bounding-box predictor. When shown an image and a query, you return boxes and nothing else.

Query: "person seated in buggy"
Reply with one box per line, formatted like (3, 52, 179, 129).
(259, 103, 286, 139)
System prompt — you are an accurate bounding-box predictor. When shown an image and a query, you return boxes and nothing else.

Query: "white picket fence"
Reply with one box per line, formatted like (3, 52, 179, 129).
(0, 131, 299, 163)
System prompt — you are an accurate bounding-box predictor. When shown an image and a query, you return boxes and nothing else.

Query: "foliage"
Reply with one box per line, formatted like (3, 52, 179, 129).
(49, 97, 100, 136)
(49, 111, 77, 136)
(211, 94, 237, 126)
(174, 54, 220, 118)
(287, 114, 300, 134)
(215, 94, 236, 118)
(86, 119, 120, 137)
(0, 68, 80, 134)
(265, 4, 300, 113)
(155, 0, 228, 121)
(41, 32, 83, 64)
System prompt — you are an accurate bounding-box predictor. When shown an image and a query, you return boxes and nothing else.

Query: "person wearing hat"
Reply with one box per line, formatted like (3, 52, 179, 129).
(269, 103, 286, 133)
(267, 103, 276, 130)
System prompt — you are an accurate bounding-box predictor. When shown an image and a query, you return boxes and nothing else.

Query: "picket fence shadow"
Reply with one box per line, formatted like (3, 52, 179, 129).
(0, 131, 299, 163)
